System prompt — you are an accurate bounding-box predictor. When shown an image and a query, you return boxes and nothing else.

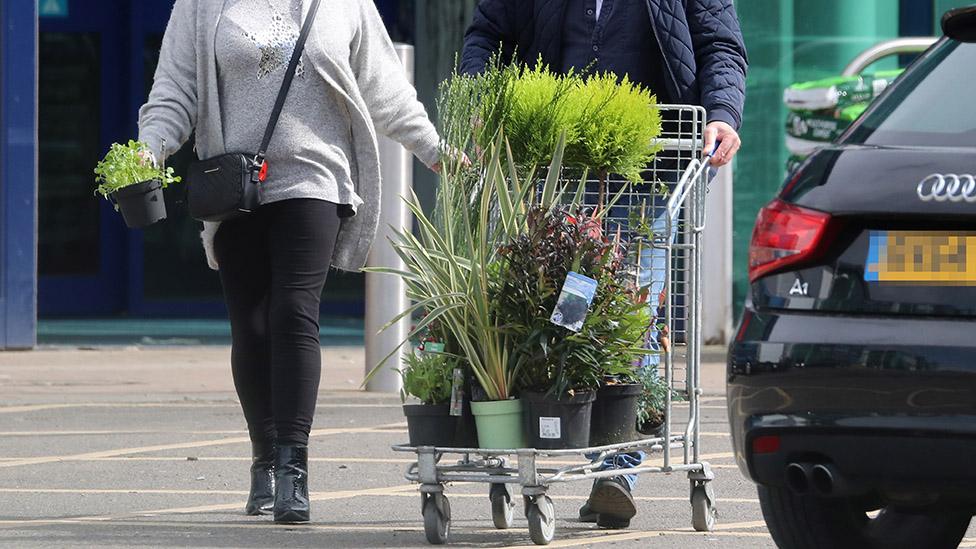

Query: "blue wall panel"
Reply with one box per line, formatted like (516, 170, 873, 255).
(0, 0, 39, 348)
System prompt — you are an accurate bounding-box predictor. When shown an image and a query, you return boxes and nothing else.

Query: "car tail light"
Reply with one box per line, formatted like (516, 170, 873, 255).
(752, 435, 781, 455)
(748, 199, 833, 282)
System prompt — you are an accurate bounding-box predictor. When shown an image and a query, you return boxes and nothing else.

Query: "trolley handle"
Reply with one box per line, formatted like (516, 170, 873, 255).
(664, 141, 719, 223)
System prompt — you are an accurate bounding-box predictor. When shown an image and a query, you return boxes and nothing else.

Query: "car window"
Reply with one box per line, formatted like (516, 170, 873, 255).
(844, 41, 976, 148)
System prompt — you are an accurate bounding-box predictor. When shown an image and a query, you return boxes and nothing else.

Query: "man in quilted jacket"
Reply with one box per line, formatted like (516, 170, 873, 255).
(461, 0, 747, 167)
(462, 0, 748, 530)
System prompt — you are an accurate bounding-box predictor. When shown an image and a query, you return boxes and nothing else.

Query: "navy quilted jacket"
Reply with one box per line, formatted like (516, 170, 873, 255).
(461, 0, 748, 130)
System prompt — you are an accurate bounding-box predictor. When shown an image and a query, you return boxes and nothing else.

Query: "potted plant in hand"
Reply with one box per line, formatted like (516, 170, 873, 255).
(94, 140, 180, 228)
(400, 347, 460, 447)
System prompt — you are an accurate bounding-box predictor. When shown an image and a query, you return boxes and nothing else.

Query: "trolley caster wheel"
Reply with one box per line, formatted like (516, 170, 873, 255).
(489, 483, 515, 529)
(422, 492, 451, 545)
(524, 494, 555, 545)
(691, 482, 717, 532)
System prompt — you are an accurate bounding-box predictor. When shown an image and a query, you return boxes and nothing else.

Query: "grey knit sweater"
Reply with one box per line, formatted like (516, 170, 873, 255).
(138, 0, 441, 271)
(217, 0, 362, 211)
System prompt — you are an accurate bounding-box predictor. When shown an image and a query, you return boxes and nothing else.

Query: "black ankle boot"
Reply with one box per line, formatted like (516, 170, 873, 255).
(273, 445, 310, 523)
(244, 442, 275, 516)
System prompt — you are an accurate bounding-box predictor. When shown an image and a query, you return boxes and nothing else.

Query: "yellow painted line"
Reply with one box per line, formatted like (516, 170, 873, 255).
(0, 457, 738, 469)
(0, 518, 430, 533)
(506, 522, 770, 548)
(0, 422, 406, 469)
(0, 488, 249, 496)
(379, 491, 758, 505)
(0, 484, 419, 528)
(0, 403, 235, 414)
(0, 450, 732, 468)
(0, 430, 250, 437)
(0, 428, 408, 437)
(0, 402, 399, 414)
(108, 484, 418, 518)
(0, 517, 766, 543)
(0, 456, 416, 464)
(0, 485, 758, 505)
(0, 428, 730, 439)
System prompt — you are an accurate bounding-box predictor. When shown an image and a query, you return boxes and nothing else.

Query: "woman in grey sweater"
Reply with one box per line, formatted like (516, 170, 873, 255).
(138, 0, 442, 523)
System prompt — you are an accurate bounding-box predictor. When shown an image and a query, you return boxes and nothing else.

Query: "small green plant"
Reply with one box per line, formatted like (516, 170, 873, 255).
(400, 350, 458, 405)
(438, 57, 663, 184)
(495, 206, 654, 397)
(564, 73, 663, 182)
(636, 367, 682, 431)
(93, 140, 181, 200)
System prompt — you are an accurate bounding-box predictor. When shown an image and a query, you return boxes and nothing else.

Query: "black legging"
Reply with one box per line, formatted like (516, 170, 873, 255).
(213, 198, 341, 447)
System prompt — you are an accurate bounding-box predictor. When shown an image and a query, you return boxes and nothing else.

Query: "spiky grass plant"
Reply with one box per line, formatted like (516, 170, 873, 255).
(366, 135, 587, 401)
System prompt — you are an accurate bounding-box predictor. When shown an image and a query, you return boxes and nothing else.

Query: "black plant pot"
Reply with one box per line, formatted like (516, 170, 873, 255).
(111, 179, 167, 228)
(638, 417, 666, 438)
(453, 398, 479, 448)
(523, 390, 596, 449)
(589, 383, 642, 446)
(403, 404, 457, 447)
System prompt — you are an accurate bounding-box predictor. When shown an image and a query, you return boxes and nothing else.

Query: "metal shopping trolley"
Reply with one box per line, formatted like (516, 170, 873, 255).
(392, 105, 716, 545)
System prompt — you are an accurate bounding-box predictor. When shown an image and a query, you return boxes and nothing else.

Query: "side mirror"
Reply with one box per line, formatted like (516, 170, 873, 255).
(942, 5, 976, 42)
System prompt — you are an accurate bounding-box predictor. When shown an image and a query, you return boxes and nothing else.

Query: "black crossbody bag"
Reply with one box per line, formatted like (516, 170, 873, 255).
(186, 0, 322, 222)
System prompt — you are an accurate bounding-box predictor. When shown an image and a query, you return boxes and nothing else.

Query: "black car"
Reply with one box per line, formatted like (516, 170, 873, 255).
(728, 7, 976, 549)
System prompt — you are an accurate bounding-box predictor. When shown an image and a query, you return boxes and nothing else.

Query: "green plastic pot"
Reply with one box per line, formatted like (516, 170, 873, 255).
(470, 398, 526, 449)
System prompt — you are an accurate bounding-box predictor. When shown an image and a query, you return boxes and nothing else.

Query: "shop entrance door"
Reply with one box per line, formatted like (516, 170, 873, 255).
(37, 0, 129, 315)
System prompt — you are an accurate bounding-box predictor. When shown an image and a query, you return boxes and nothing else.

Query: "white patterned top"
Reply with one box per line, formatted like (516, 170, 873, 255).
(215, 0, 361, 210)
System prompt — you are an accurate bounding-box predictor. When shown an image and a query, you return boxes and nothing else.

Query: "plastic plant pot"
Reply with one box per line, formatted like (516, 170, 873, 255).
(453, 398, 479, 448)
(471, 399, 526, 450)
(523, 390, 596, 450)
(403, 403, 457, 447)
(589, 383, 642, 446)
(111, 179, 167, 228)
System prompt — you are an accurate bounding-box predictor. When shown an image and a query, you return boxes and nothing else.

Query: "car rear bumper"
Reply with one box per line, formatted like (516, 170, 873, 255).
(727, 307, 976, 496)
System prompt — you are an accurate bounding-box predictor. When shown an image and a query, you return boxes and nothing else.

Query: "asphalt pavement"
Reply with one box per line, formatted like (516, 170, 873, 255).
(0, 346, 968, 548)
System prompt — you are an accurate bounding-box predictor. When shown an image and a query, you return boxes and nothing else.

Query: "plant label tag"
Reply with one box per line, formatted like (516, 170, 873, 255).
(539, 417, 562, 440)
(550, 272, 598, 332)
(424, 342, 445, 353)
(449, 368, 464, 417)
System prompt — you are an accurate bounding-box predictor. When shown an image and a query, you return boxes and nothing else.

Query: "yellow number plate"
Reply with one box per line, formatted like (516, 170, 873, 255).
(866, 231, 976, 285)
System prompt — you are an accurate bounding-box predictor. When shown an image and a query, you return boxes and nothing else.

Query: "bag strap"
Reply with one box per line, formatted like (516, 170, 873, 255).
(253, 0, 323, 168)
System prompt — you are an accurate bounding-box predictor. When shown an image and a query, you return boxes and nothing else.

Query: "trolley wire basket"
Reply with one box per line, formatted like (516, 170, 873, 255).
(392, 105, 716, 545)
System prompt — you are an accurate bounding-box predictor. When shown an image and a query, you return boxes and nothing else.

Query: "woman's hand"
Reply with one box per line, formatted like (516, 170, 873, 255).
(138, 149, 157, 167)
(432, 151, 471, 174)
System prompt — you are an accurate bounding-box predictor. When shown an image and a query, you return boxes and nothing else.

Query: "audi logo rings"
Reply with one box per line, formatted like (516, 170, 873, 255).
(917, 173, 976, 203)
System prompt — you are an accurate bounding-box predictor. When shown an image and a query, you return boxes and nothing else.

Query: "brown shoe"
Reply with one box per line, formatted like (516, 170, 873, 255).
(587, 478, 636, 529)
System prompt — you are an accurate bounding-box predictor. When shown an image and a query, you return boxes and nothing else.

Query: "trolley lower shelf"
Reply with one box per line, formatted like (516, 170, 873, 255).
(392, 436, 717, 545)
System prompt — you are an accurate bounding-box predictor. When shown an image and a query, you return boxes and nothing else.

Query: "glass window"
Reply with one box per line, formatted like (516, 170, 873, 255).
(844, 41, 976, 147)
(38, 32, 102, 276)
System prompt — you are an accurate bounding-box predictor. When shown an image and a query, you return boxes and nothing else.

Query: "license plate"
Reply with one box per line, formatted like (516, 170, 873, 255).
(865, 231, 976, 285)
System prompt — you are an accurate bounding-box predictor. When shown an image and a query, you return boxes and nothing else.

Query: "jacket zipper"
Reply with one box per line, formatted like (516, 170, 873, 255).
(643, 0, 681, 102)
